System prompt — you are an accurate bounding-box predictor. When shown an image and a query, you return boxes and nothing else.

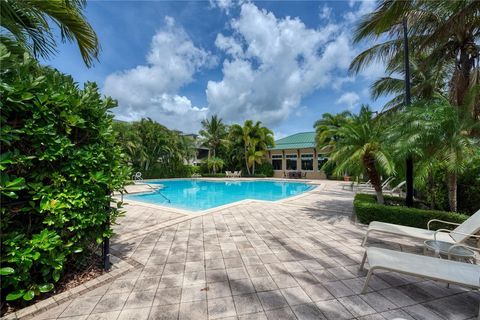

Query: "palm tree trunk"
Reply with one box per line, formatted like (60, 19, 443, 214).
(244, 146, 251, 175)
(449, 42, 473, 111)
(447, 172, 457, 212)
(363, 154, 384, 204)
(252, 162, 255, 175)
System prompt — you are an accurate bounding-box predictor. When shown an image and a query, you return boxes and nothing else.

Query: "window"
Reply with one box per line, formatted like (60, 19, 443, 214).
(318, 154, 328, 170)
(271, 154, 282, 170)
(301, 154, 313, 171)
(285, 154, 297, 170)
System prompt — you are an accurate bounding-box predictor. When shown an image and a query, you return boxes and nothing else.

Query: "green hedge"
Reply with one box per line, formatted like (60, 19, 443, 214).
(1, 50, 128, 303)
(255, 162, 274, 177)
(200, 173, 227, 178)
(354, 194, 468, 229)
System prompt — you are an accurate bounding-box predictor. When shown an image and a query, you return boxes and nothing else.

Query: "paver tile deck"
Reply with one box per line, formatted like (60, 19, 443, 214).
(33, 180, 479, 320)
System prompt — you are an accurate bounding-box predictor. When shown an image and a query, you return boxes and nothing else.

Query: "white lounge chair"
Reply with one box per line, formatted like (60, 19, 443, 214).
(359, 247, 480, 294)
(356, 177, 394, 192)
(385, 180, 406, 195)
(362, 208, 480, 246)
(225, 171, 232, 178)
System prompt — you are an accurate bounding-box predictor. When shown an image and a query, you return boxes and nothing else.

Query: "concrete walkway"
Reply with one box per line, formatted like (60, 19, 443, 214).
(34, 181, 479, 320)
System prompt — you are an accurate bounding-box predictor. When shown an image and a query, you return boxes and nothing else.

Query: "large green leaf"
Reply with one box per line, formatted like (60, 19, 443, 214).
(0, 267, 15, 275)
(38, 283, 54, 293)
(6, 290, 25, 301)
(23, 290, 35, 301)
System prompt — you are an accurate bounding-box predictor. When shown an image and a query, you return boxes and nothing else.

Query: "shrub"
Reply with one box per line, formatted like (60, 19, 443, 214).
(0, 50, 129, 303)
(243, 174, 267, 178)
(255, 162, 274, 177)
(354, 194, 468, 229)
(457, 155, 480, 215)
(201, 173, 227, 178)
(189, 165, 201, 175)
(143, 161, 192, 179)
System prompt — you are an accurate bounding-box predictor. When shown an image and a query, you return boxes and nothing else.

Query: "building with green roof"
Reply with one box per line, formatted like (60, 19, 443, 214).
(268, 132, 328, 179)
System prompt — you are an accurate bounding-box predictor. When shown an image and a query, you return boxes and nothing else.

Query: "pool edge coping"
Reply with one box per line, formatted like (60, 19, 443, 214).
(119, 179, 324, 215)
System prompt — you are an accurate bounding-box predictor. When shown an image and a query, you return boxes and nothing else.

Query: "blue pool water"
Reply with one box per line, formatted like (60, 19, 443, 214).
(127, 179, 315, 211)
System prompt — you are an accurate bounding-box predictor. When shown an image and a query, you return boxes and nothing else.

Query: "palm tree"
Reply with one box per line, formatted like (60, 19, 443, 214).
(350, 0, 480, 120)
(246, 139, 264, 175)
(199, 115, 227, 159)
(371, 53, 449, 112)
(323, 106, 395, 204)
(229, 120, 274, 175)
(177, 135, 197, 164)
(393, 97, 479, 211)
(134, 118, 175, 172)
(207, 157, 224, 174)
(1, 0, 99, 67)
(314, 111, 352, 153)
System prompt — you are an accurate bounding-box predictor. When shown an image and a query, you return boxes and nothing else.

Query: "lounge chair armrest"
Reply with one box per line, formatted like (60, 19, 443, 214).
(434, 229, 480, 242)
(447, 243, 480, 261)
(427, 219, 461, 230)
(447, 243, 480, 255)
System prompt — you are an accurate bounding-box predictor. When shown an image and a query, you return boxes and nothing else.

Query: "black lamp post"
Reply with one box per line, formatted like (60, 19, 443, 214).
(403, 16, 414, 207)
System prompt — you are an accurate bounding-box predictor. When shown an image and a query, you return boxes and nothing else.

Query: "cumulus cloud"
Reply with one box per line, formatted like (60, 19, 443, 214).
(104, 17, 214, 131)
(206, 3, 355, 127)
(209, 0, 244, 14)
(319, 4, 333, 21)
(336, 91, 360, 109)
(344, 0, 377, 23)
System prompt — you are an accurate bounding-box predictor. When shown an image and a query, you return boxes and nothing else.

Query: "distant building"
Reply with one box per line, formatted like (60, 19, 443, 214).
(268, 132, 328, 179)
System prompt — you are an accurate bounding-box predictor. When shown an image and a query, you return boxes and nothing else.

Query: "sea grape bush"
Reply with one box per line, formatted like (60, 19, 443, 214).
(0, 46, 129, 303)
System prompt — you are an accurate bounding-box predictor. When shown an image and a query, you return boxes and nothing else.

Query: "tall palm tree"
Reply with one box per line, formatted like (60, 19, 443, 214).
(246, 139, 264, 175)
(371, 53, 449, 112)
(229, 121, 254, 174)
(394, 97, 479, 211)
(134, 118, 174, 172)
(323, 106, 395, 204)
(229, 120, 274, 175)
(1, 0, 99, 67)
(177, 135, 197, 164)
(199, 115, 227, 159)
(350, 0, 480, 120)
(314, 111, 352, 153)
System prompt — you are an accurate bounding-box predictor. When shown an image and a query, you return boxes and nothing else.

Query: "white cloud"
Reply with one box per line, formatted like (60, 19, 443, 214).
(209, 0, 244, 14)
(104, 17, 214, 132)
(331, 76, 355, 91)
(336, 92, 360, 109)
(206, 3, 355, 127)
(344, 0, 377, 23)
(319, 4, 332, 21)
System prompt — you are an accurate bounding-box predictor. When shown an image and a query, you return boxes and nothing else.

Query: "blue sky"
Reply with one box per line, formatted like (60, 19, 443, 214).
(43, 0, 390, 138)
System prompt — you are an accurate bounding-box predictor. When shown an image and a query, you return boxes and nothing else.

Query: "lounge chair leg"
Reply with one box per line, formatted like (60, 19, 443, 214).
(361, 231, 370, 247)
(362, 269, 374, 294)
(359, 251, 367, 271)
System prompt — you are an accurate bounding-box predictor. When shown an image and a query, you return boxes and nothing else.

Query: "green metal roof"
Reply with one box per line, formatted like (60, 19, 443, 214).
(269, 132, 316, 150)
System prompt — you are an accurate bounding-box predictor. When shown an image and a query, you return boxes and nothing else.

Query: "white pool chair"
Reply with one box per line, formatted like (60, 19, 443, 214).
(356, 177, 394, 192)
(362, 209, 480, 246)
(225, 171, 232, 178)
(359, 247, 480, 294)
(385, 180, 406, 195)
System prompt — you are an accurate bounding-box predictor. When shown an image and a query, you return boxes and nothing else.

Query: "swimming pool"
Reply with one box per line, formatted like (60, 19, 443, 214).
(126, 179, 315, 212)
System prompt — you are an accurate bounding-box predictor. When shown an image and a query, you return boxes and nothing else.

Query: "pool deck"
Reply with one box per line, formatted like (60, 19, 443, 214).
(27, 180, 479, 320)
